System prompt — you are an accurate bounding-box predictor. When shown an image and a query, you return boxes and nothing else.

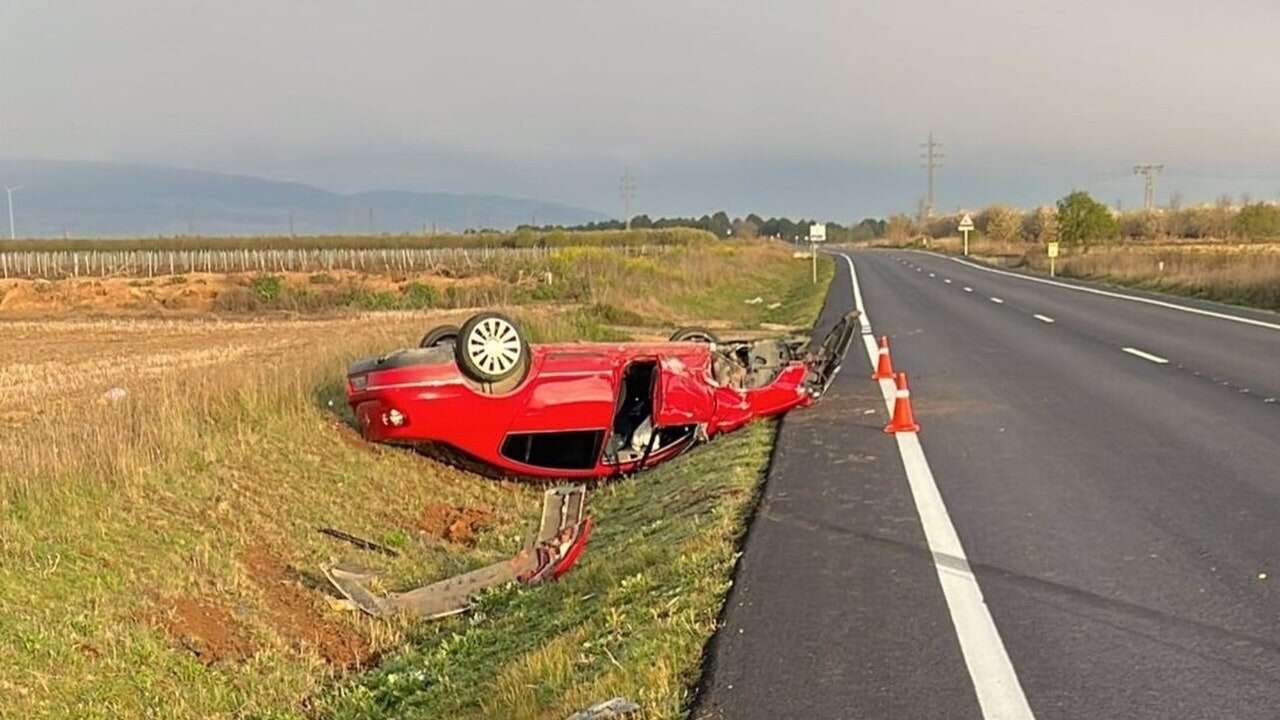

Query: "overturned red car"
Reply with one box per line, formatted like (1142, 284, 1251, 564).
(345, 310, 857, 479)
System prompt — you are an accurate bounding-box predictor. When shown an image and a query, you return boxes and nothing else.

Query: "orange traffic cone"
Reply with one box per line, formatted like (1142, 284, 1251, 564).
(884, 372, 921, 434)
(871, 336, 895, 380)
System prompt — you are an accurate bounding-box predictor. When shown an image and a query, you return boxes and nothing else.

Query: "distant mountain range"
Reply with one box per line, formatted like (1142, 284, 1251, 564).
(0, 158, 606, 237)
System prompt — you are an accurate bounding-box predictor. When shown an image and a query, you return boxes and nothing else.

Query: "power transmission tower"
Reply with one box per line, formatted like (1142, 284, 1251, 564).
(920, 132, 944, 220)
(1133, 164, 1164, 211)
(620, 168, 636, 230)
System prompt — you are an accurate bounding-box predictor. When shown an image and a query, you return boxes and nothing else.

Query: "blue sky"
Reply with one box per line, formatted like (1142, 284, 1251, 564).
(3, 0, 1279, 219)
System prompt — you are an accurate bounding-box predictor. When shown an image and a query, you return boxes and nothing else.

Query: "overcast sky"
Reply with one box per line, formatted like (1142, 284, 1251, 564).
(3, 0, 1279, 219)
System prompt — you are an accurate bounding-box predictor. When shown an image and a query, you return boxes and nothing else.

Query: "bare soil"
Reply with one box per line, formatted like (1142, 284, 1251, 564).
(417, 503, 497, 546)
(160, 597, 255, 665)
(241, 544, 373, 668)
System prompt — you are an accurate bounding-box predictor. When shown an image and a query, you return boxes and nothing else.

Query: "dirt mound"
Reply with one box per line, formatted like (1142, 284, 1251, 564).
(417, 503, 496, 546)
(241, 545, 372, 668)
(160, 597, 255, 665)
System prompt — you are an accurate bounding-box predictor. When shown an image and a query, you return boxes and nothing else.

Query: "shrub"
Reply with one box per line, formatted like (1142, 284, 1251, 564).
(1056, 191, 1117, 244)
(1119, 211, 1166, 240)
(350, 290, 400, 310)
(400, 281, 440, 308)
(981, 206, 1024, 243)
(1022, 207, 1057, 244)
(1233, 203, 1280, 239)
(250, 274, 284, 302)
(885, 214, 916, 242)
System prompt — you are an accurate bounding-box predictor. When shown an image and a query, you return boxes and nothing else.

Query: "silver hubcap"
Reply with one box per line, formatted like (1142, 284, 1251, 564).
(467, 317, 521, 376)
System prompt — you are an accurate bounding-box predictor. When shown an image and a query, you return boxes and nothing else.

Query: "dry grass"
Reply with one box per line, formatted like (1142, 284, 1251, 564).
(0, 240, 832, 719)
(871, 235, 1280, 312)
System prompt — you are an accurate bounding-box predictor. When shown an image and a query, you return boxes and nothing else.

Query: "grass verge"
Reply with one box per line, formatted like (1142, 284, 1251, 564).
(0, 243, 832, 719)
(315, 423, 776, 720)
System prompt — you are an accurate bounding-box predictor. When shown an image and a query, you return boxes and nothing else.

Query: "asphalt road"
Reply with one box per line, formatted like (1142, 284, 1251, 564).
(694, 249, 1280, 719)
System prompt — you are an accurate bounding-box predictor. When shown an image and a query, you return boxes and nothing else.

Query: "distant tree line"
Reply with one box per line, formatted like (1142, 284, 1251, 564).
(521, 213, 887, 244)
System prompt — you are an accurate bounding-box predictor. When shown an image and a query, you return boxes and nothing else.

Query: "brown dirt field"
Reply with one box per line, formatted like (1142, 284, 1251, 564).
(241, 544, 373, 669)
(160, 597, 255, 665)
(0, 313, 471, 420)
(417, 503, 497, 546)
(0, 270, 493, 318)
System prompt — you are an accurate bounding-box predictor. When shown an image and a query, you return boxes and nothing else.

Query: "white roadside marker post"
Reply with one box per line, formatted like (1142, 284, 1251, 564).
(1047, 241, 1059, 278)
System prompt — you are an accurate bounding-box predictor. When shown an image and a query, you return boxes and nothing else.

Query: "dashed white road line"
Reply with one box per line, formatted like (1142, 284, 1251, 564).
(944, 278, 953, 284)
(1033, 314, 1055, 324)
(929, 272, 936, 278)
(1122, 347, 1169, 364)
(836, 251, 1036, 720)
(942, 255, 1280, 333)
(990, 297, 1004, 304)
(964, 287, 974, 293)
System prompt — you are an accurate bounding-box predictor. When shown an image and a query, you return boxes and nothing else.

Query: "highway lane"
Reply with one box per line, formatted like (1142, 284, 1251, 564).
(694, 253, 985, 720)
(698, 249, 1280, 719)
(855, 249, 1280, 718)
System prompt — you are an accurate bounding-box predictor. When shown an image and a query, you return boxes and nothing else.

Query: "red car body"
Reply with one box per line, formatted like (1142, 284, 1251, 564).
(346, 316, 855, 479)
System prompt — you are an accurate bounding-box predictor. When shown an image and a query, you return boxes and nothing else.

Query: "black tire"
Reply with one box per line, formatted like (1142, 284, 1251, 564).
(455, 312, 530, 384)
(418, 324, 460, 349)
(669, 327, 720, 343)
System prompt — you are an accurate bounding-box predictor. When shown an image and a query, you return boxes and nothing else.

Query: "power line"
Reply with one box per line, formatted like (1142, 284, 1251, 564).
(920, 132, 944, 220)
(620, 168, 636, 230)
(1133, 164, 1164, 210)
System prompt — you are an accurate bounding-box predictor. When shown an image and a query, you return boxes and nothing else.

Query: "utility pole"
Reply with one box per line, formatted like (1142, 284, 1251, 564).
(1133, 164, 1164, 211)
(620, 168, 636, 230)
(920, 132, 944, 220)
(5, 185, 22, 240)
(367, 207, 375, 235)
(289, 210, 295, 237)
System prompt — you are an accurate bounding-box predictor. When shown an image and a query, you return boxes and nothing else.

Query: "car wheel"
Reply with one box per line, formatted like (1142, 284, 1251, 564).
(456, 312, 529, 384)
(669, 327, 720, 343)
(419, 324, 460, 349)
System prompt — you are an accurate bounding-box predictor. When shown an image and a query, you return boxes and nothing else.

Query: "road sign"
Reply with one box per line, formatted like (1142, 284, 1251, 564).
(1047, 242, 1060, 258)
(1047, 241, 1060, 277)
(958, 214, 974, 256)
(809, 223, 826, 242)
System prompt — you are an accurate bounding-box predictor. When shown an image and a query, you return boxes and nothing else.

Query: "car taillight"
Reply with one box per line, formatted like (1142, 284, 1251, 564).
(349, 374, 368, 392)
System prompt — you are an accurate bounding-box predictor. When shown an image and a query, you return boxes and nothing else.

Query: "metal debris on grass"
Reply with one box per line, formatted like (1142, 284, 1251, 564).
(567, 697, 641, 720)
(324, 485, 592, 619)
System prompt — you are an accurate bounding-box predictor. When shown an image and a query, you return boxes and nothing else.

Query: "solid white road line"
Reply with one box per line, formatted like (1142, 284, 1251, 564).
(964, 287, 974, 293)
(1033, 314, 1055, 324)
(944, 255, 1280, 333)
(838, 252, 1036, 720)
(990, 297, 1004, 304)
(1122, 347, 1169, 364)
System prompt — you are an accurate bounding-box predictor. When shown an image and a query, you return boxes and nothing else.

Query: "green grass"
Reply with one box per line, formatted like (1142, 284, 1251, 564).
(314, 423, 776, 720)
(0, 239, 833, 719)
